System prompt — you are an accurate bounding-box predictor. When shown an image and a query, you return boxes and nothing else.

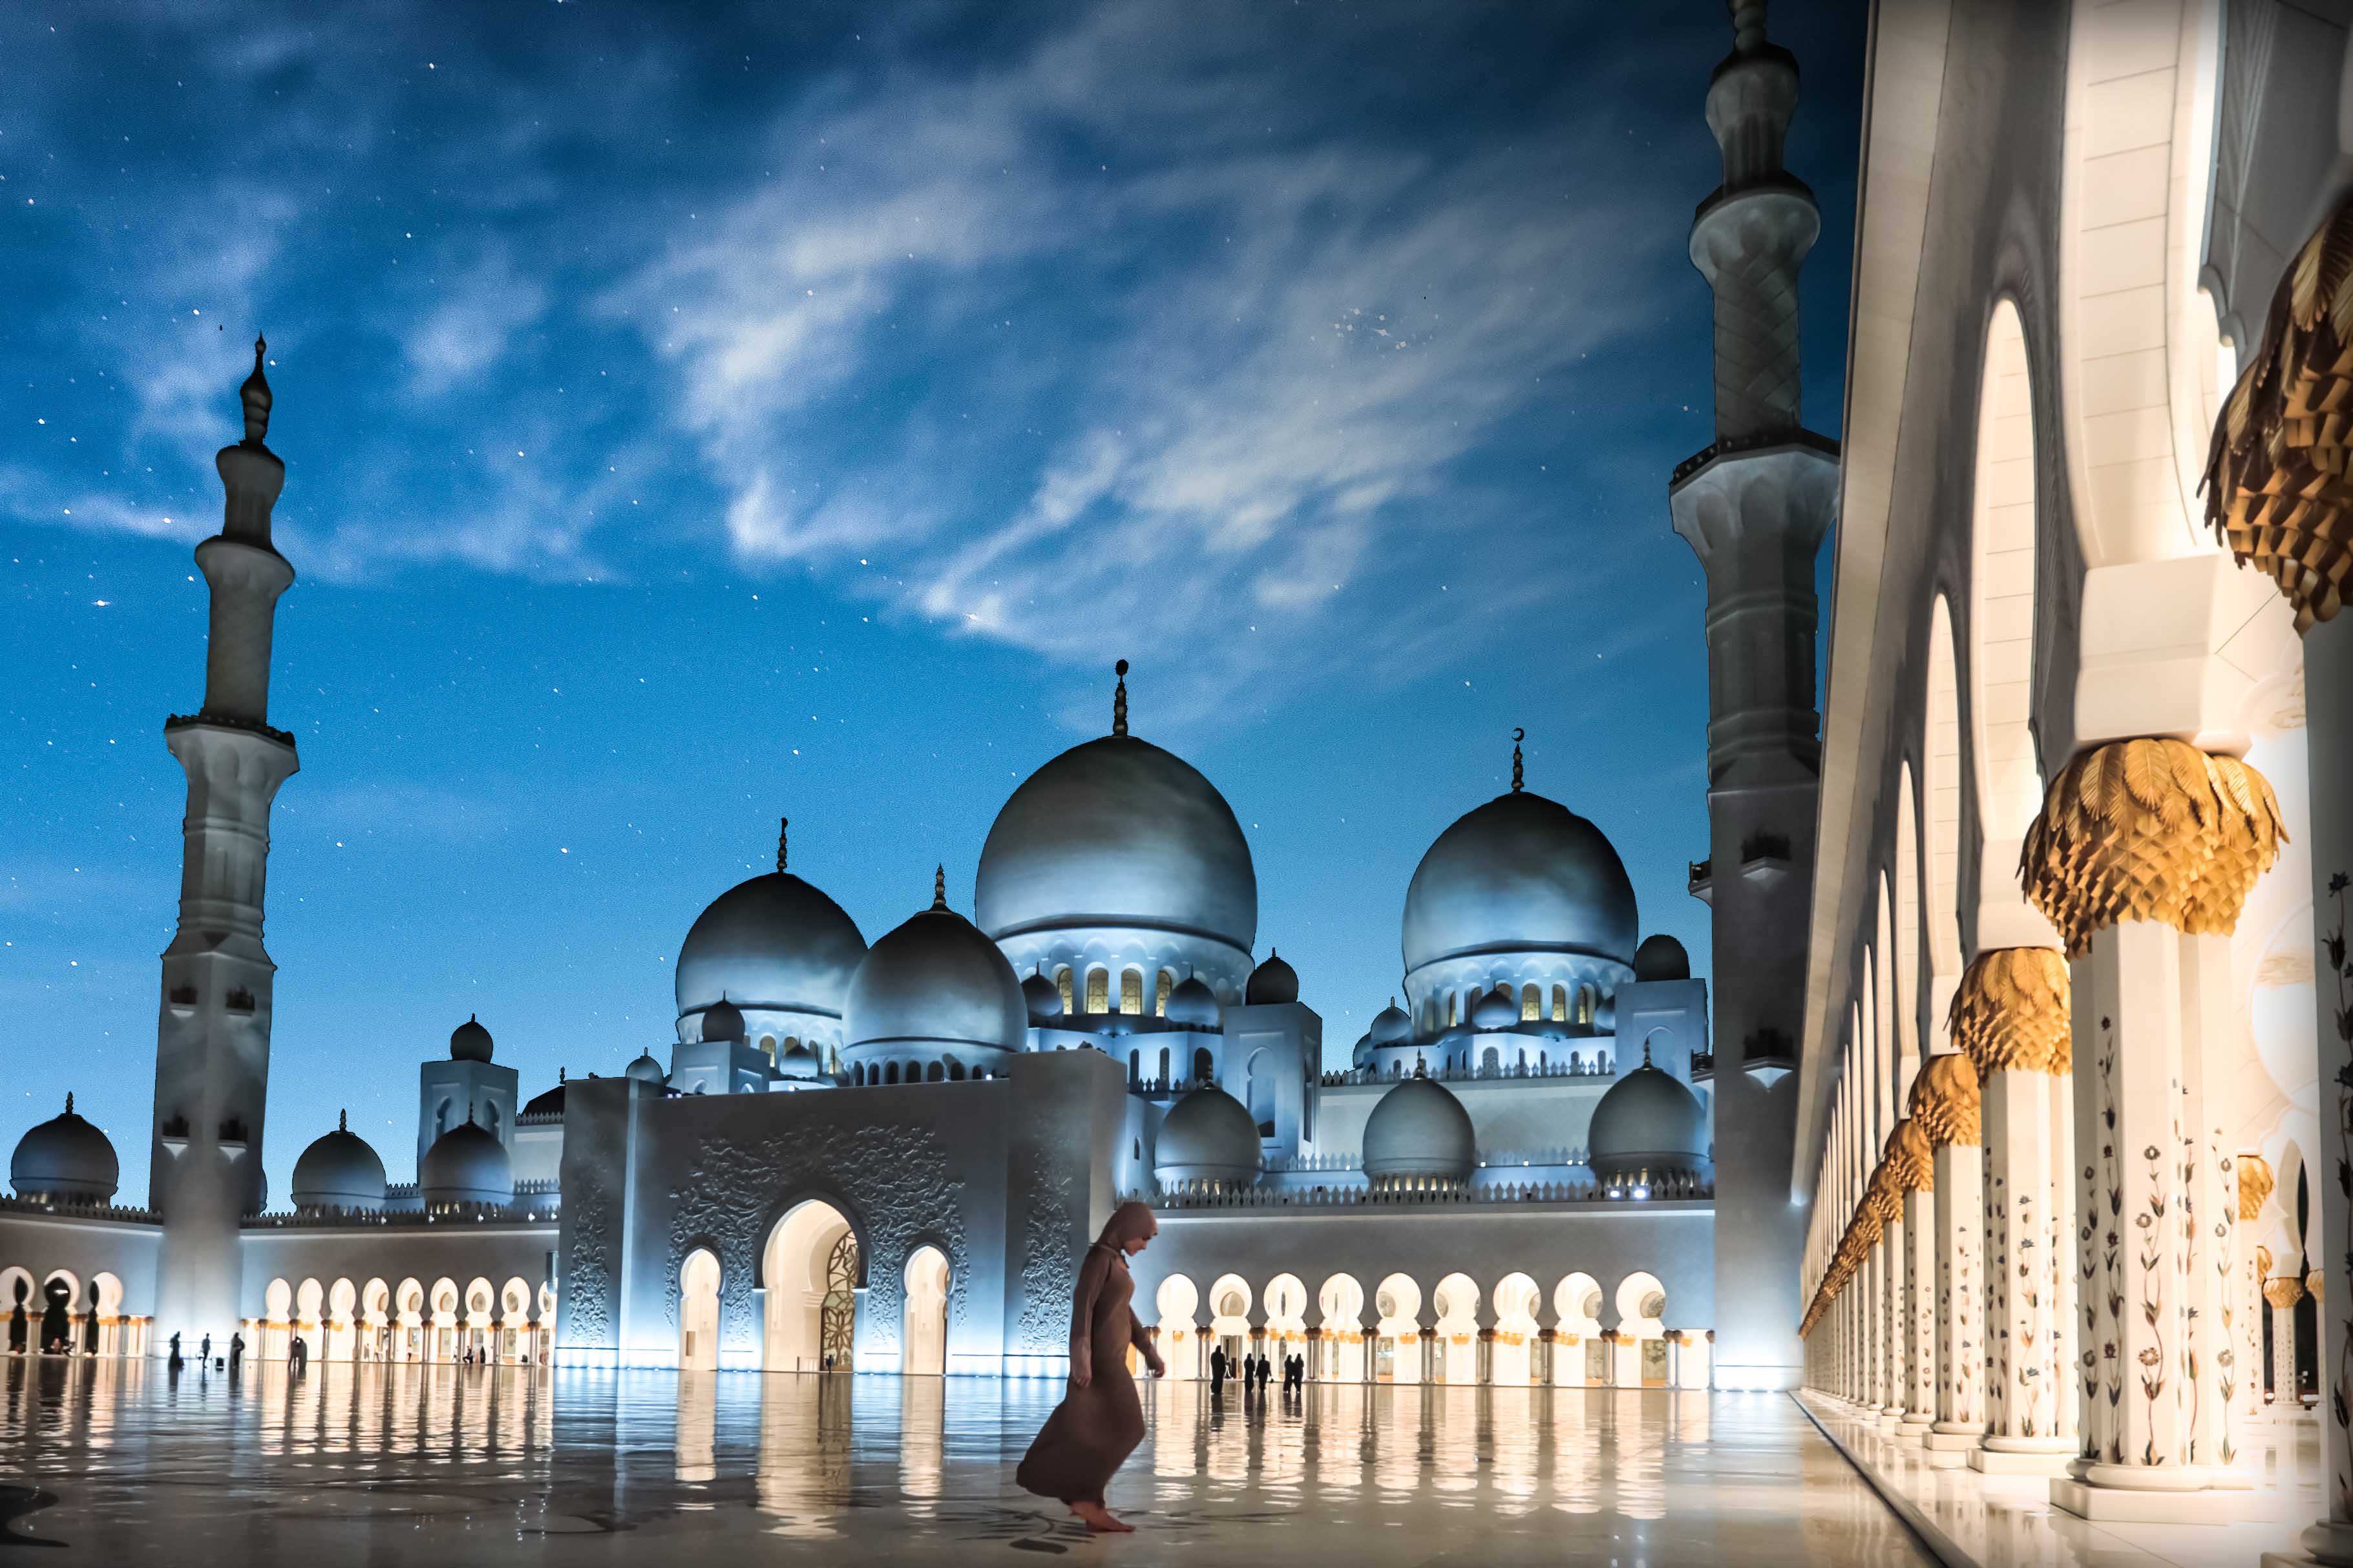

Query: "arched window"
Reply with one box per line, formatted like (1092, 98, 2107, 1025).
(1155, 970, 1173, 1018)
(1192, 1046, 1214, 1085)
(1446, 994, 1457, 1028)
(1576, 985, 1596, 1025)
(1158, 1045, 1170, 1083)
(759, 1034, 777, 1060)
(949, 1060, 965, 1081)
(1121, 968, 1144, 1016)
(1056, 967, 1075, 1014)
(1520, 983, 1539, 1021)
(1481, 1046, 1500, 1075)
(483, 1102, 500, 1138)
(1085, 968, 1110, 1014)
(1128, 1049, 1141, 1083)
(852, 1063, 864, 1086)
(885, 1062, 901, 1086)
(926, 1061, 944, 1083)
(435, 1100, 452, 1139)
(1551, 985, 1568, 1023)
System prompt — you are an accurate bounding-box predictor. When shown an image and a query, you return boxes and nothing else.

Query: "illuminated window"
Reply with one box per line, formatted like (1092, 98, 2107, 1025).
(1552, 985, 1568, 1023)
(1121, 968, 1144, 1016)
(1446, 994, 1457, 1027)
(1193, 1047, 1214, 1085)
(1057, 967, 1074, 1014)
(1155, 970, 1173, 1017)
(1577, 985, 1596, 1025)
(1521, 984, 1540, 1021)
(1086, 968, 1110, 1014)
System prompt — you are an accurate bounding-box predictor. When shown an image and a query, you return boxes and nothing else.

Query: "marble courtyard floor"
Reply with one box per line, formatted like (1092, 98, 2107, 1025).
(0, 1359, 1940, 1565)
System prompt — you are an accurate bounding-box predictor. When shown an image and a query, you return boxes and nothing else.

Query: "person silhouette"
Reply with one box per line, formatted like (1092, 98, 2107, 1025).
(290, 1332, 308, 1375)
(200, 1333, 211, 1365)
(1209, 1344, 1227, 1394)
(167, 1331, 182, 1369)
(228, 1332, 244, 1375)
(1015, 1202, 1165, 1533)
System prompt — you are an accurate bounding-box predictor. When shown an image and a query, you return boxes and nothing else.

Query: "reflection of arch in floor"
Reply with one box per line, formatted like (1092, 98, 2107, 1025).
(902, 1246, 950, 1376)
(764, 1199, 855, 1372)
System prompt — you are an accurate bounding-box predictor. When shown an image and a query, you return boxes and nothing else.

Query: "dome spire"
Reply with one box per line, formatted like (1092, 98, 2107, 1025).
(1729, 0, 1767, 52)
(777, 815, 789, 873)
(932, 864, 948, 911)
(64, 1092, 74, 1116)
(1112, 660, 1129, 737)
(338, 1109, 347, 1133)
(1511, 727, 1525, 793)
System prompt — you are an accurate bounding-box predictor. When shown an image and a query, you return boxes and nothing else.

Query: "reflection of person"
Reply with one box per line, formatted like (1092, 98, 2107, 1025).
(1015, 1202, 1164, 1533)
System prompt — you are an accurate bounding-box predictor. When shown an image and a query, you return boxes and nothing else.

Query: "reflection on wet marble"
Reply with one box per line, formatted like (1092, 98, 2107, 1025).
(1799, 1392, 2325, 1567)
(0, 1358, 1930, 1564)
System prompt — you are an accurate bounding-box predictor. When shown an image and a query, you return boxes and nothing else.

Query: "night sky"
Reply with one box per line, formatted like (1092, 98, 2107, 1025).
(1, 1, 1866, 1198)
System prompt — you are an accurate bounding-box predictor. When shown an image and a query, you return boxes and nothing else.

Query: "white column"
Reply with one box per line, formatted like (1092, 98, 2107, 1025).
(2270, 1281, 2306, 1411)
(1905, 1184, 1936, 1435)
(1928, 1133, 1987, 1463)
(1881, 1213, 1906, 1428)
(1974, 1065, 2071, 1474)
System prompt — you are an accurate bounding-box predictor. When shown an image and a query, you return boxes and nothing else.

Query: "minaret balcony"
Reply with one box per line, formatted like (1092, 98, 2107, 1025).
(1687, 859, 1713, 906)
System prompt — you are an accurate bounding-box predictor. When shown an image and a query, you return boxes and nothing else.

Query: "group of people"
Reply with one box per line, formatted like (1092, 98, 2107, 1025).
(1207, 1344, 1304, 1398)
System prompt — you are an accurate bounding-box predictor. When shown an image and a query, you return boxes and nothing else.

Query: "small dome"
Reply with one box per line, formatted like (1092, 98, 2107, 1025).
(1634, 934, 1691, 983)
(1165, 974, 1221, 1028)
(449, 1014, 494, 1062)
(1245, 950, 1299, 1005)
(846, 882, 1028, 1059)
(418, 1116, 512, 1209)
(1362, 1074, 1475, 1184)
(1351, 1032, 1375, 1069)
(701, 996, 746, 1043)
(290, 1112, 387, 1213)
(10, 1095, 118, 1203)
(1588, 1061, 1709, 1185)
(1369, 998, 1412, 1045)
(1153, 1085, 1262, 1186)
(1470, 990, 1521, 1030)
(625, 1051, 666, 1084)
(1022, 970, 1064, 1019)
(523, 1071, 567, 1116)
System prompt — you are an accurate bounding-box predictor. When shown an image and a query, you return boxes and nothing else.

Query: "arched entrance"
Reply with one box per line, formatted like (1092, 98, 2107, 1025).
(1318, 1273, 1366, 1383)
(1493, 1273, 1543, 1385)
(1555, 1273, 1605, 1385)
(1374, 1273, 1422, 1384)
(763, 1199, 857, 1373)
(1431, 1273, 1479, 1383)
(1616, 1272, 1667, 1387)
(680, 1249, 721, 1371)
(1154, 1275, 1200, 1379)
(38, 1275, 72, 1353)
(1208, 1273, 1253, 1369)
(902, 1246, 949, 1375)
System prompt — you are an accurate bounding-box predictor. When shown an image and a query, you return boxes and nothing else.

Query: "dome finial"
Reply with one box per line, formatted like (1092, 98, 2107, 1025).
(338, 1109, 347, 1133)
(1112, 660, 1130, 737)
(777, 815, 789, 873)
(1511, 727, 1525, 793)
(1729, 0, 1767, 52)
(466, 1100, 476, 1127)
(932, 864, 948, 911)
(240, 334, 272, 444)
(64, 1092, 73, 1115)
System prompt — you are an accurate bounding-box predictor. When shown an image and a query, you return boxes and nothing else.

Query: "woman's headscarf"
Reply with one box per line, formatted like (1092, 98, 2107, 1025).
(1095, 1200, 1158, 1249)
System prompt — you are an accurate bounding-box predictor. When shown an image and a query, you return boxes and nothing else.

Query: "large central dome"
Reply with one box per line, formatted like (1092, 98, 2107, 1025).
(976, 735, 1257, 956)
(1402, 790, 1638, 974)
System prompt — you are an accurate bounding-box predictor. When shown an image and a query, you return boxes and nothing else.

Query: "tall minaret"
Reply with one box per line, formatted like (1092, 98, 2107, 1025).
(150, 337, 299, 1347)
(1667, 2, 1837, 1392)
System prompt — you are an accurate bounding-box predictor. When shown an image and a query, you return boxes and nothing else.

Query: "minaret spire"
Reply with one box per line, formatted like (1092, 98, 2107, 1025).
(777, 816, 789, 873)
(151, 339, 302, 1350)
(1112, 660, 1129, 737)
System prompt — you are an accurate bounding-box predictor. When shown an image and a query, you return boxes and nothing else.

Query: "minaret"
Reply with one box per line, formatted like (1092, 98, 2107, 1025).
(1667, 3, 1837, 1392)
(150, 337, 300, 1347)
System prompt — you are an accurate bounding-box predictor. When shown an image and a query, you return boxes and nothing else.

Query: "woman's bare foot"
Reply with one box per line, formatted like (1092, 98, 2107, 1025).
(1070, 1501, 1132, 1532)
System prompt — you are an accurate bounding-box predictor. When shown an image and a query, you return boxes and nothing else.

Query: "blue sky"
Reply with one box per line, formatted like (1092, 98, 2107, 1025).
(1, 0, 1863, 1198)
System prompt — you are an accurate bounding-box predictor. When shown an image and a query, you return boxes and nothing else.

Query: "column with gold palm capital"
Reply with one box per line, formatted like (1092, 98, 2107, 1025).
(1889, 1118, 1938, 1436)
(2023, 738, 2286, 1511)
(1952, 947, 2074, 1474)
(1913, 1051, 1986, 1464)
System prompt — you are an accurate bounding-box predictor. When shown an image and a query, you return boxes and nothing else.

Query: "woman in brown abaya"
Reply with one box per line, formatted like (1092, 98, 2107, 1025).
(1016, 1200, 1165, 1532)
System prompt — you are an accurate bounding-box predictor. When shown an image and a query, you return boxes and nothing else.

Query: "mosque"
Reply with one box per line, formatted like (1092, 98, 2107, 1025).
(0, 4, 1853, 1396)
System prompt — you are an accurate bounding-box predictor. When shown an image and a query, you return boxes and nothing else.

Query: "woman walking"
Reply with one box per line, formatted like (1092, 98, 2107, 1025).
(1016, 1201, 1165, 1532)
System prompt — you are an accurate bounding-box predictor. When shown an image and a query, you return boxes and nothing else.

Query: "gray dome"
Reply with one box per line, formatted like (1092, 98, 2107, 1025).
(10, 1096, 118, 1202)
(1165, 975, 1221, 1027)
(419, 1116, 512, 1209)
(675, 870, 867, 1036)
(847, 895, 1028, 1058)
(1362, 1074, 1475, 1184)
(290, 1113, 387, 1213)
(977, 735, 1258, 956)
(1588, 1063, 1709, 1184)
(1153, 1085, 1262, 1186)
(625, 1051, 666, 1084)
(1369, 998, 1412, 1045)
(1471, 990, 1521, 1030)
(1634, 934, 1691, 982)
(1021, 970, 1064, 1019)
(1402, 791, 1638, 974)
(523, 1073, 567, 1116)
(449, 1014, 493, 1062)
(1246, 950, 1299, 1005)
(701, 996, 746, 1043)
